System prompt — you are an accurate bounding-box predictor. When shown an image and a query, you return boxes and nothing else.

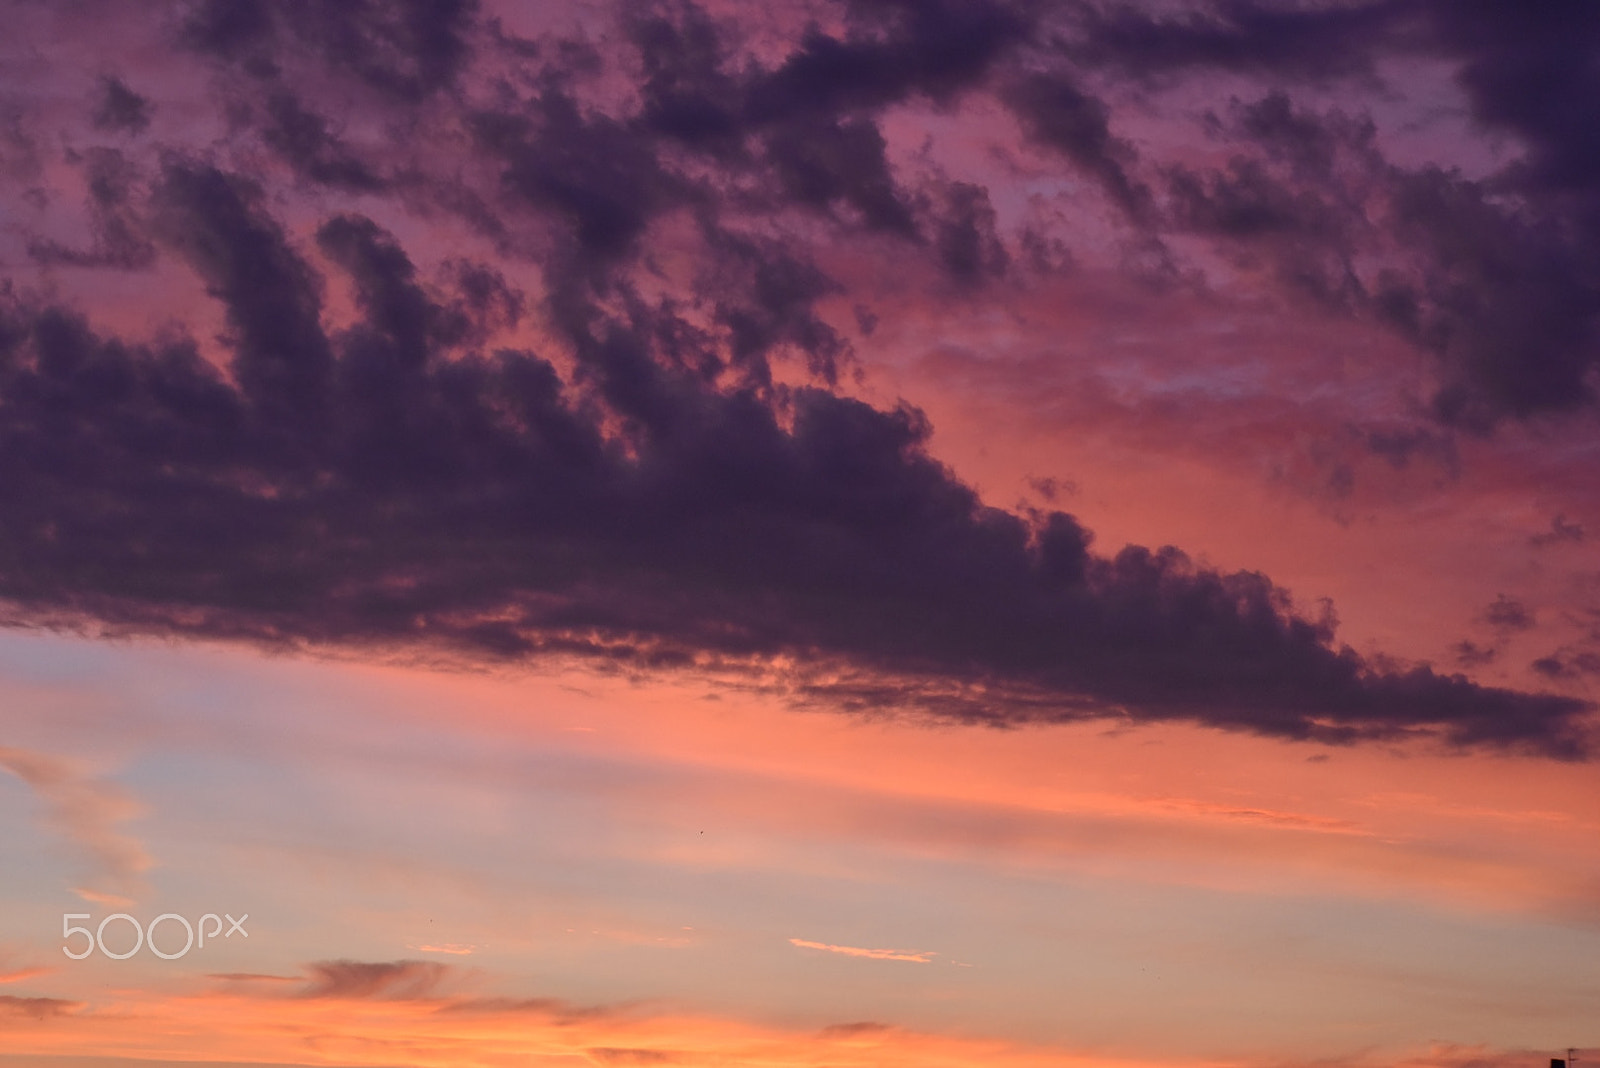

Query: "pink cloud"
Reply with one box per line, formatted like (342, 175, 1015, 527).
(0, 746, 151, 904)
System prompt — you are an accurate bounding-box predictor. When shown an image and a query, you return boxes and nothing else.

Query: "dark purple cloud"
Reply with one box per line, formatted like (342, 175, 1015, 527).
(182, 0, 480, 102)
(1532, 649, 1600, 681)
(260, 92, 387, 191)
(0, 194, 1588, 755)
(26, 148, 156, 271)
(0, 0, 1594, 758)
(1066, 0, 1412, 81)
(1452, 640, 1496, 668)
(1066, 1, 1600, 428)
(1482, 595, 1535, 633)
(740, 0, 1032, 121)
(1530, 515, 1585, 548)
(1002, 71, 1150, 218)
(91, 76, 152, 135)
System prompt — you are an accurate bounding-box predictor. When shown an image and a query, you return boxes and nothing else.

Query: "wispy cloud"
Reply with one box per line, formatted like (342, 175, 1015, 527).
(0, 964, 1155, 1067)
(0, 946, 49, 986)
(0, 746, 151, 905)
(0, 993, 82, 1019)
(788, 937, 935, 963)
(408, 943, 479, 955)
(297, 959, 453, 1000)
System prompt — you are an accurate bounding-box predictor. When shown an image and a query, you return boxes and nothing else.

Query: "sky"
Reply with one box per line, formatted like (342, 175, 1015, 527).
(0, 0, 1597, 1065)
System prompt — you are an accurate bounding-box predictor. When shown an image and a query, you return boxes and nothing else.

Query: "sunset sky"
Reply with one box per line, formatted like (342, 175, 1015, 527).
(0, 1, 1597, 1066)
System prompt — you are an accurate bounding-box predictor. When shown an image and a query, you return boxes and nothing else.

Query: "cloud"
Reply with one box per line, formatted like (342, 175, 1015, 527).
(1385, 162, 1600, 427)
(26, 148, 156, 271)
(587, 1050, 681, 1066)
(0, 993, 82, 1019)
(1002, 72, 1149, 218)
(260, 92, 386, 191)
(1453, 640, 1497, 667)
(472, 86, 688, 265)
(19, 0, 1600, 434)
(1069, 2, 1600, 427)
(739, 0, 1032, 120)
(0, 747, 151, 904)
(1530, 514, 1585, 548)
(90, 76, 152, 135)
(0, 207, 1590, 756)
(296, 959, 452, 999)
(0, 969, 1213, 1067)
(789, 938, 935, 963)
(0, 0, 1594, 762)
(0, 947, 49, 985)
(182, 0, 480, 103)
(931, 181, 1010, 284)
(150, 162, 334, 425)
(1482, 595, 1535, 633)
(0, 966, 49, 984)
(1068, 1, 1409, 81)
(1152, 91, 1599, 427)
(819, 1021, 894, 1037)
(1531, 649, 1600, 681)
(1439, 3, 1600, 196)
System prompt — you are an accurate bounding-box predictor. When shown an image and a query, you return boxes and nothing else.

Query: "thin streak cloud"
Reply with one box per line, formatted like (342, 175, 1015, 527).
(789, 937, 936, 963)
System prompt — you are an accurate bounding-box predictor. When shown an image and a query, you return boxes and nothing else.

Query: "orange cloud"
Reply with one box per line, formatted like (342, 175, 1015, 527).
(0, 947, 49, 987)
(0, 967, 49, 984)
(410, 943, 479, 955)
(788, 938, 935, 963)
(0, 959, 1173, 1067)
(0, 957, 1585, 1068)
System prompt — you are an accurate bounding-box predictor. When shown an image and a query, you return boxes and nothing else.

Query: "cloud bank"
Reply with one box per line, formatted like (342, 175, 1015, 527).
(0, 0, 1594, 756)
